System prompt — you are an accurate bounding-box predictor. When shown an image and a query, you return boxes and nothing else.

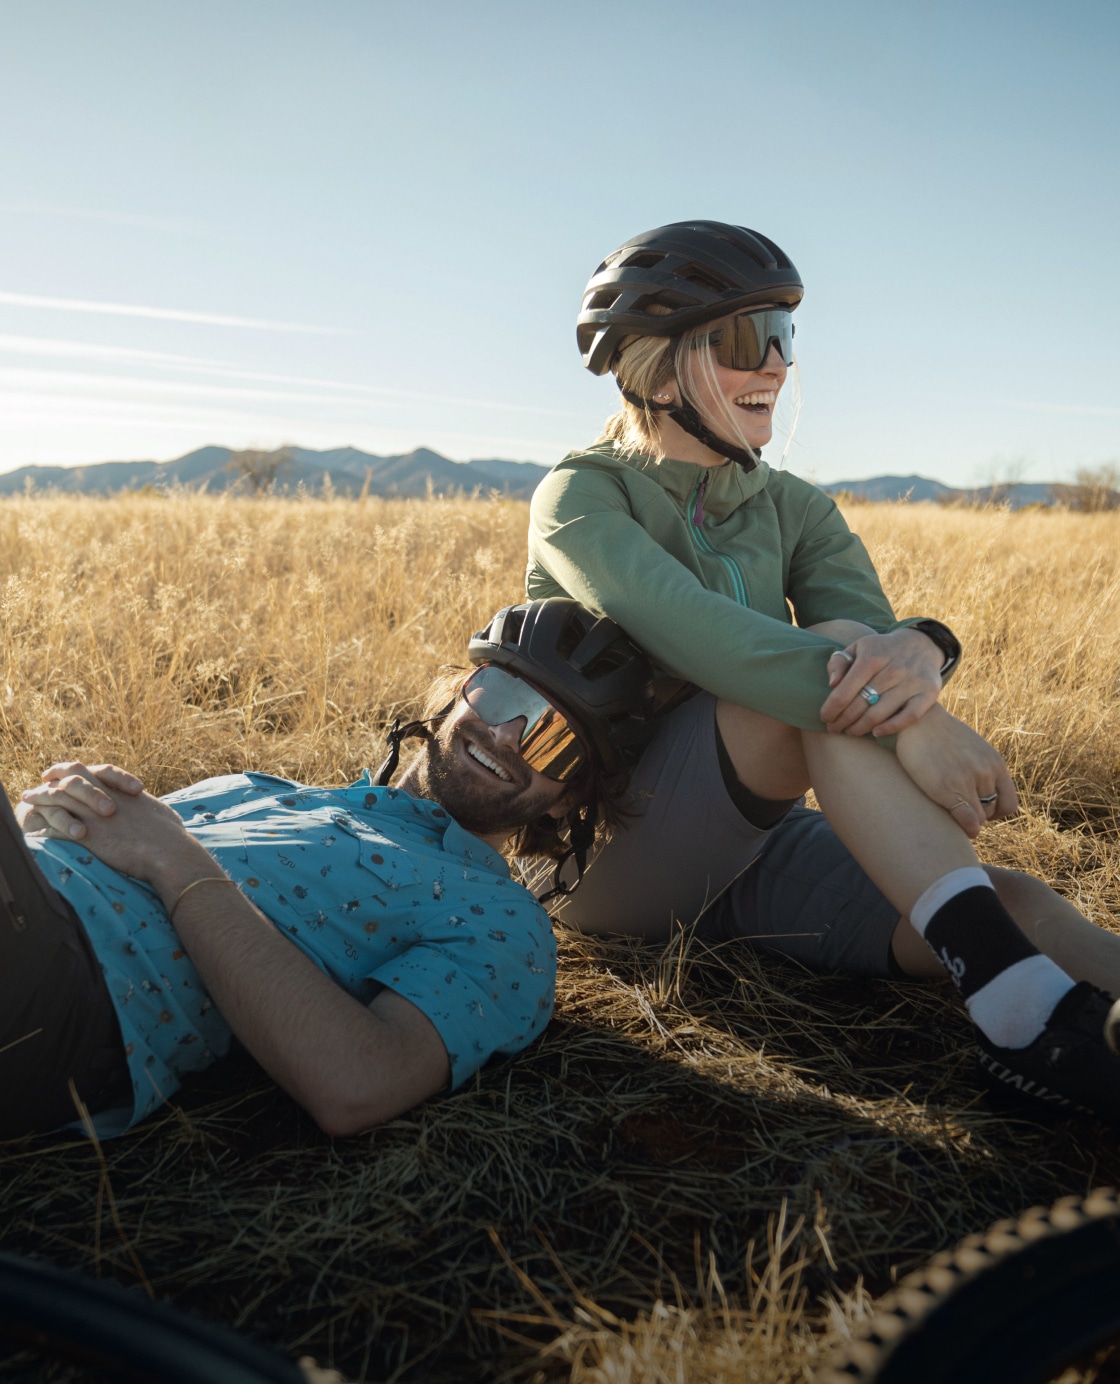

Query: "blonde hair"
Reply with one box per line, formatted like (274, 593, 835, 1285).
(601, 315, 801, 465)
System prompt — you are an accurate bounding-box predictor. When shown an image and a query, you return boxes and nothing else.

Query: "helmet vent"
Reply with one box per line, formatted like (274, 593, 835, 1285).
(630, 290, 701, 314)
(583, 645, 630, 678)
(586, 289, 621, 311)
(501, 607, 526, 645)
(555, 620, 582, 661)
(569, 618, 628, 678)
(621, 250, 667, 269)
(676, 262, 732, 293)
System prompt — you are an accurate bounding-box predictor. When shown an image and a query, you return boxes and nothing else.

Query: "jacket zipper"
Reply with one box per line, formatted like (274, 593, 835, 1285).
(688, 474, 748, 606)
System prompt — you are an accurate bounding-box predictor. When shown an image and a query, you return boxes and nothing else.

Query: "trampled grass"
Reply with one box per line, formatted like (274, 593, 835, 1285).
(1, 491, 1118, 1381)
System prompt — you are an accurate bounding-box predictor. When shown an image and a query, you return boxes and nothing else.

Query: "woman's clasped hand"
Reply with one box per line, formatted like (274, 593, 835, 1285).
(821, 626, 948, 737)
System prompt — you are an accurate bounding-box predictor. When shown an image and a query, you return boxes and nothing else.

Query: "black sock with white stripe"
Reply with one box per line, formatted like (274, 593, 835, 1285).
(910, 867, 1075, 1049)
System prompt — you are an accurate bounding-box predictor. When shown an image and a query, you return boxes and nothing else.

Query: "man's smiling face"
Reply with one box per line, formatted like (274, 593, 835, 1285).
(412, 697, 574, 841)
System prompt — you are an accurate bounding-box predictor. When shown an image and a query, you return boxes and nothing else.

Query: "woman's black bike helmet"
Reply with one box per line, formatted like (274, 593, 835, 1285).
(468, 598, 655, 780)
(576, 221, 803, 471)
(577, 220, 803, 376)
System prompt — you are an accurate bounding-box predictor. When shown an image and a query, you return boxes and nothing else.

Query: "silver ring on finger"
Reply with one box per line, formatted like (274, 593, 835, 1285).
(832, 650, 855, 664)
(859, 685, 880, 705)
(978, 793, 998, 805)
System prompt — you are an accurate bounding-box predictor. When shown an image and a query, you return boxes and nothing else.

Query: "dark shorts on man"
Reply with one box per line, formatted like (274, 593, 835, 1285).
(0, 792, 130, 1139)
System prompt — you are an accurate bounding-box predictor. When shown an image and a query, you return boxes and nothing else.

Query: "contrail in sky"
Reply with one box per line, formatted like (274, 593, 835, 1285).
(5, 198, 220, 238)
(0, 291, 349, 334)
(0, 334, 576, 416)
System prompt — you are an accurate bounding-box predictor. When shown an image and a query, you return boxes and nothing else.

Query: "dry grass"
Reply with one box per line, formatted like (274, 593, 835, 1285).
(1, 492, 1118, 1382)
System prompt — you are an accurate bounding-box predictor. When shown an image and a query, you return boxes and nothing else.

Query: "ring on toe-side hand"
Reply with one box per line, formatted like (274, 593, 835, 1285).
(859, 685, 880, 705)
(979, 793, 998, 805)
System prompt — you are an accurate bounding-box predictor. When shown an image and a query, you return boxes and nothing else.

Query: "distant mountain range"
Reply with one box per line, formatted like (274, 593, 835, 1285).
(0, 445, 549, 499)
(0, 449, 1086, 509)
(819, 474, 1060, 509)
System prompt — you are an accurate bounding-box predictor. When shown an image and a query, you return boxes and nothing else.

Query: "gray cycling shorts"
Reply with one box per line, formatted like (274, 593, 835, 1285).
(546, 692, 902, 977)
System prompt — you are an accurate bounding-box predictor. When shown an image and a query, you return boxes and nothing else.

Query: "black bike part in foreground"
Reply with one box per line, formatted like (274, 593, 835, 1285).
(820, 1187, 1120, 1384)
(0, 1252, 307, 1384)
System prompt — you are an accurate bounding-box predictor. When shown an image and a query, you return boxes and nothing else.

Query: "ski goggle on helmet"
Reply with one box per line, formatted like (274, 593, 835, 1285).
(460, 664, 588, 782)
(691, 307, 795, 372)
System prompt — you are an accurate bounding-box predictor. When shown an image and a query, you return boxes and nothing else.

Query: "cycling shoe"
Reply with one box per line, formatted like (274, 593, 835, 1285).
(976, 981, 1120, 1124)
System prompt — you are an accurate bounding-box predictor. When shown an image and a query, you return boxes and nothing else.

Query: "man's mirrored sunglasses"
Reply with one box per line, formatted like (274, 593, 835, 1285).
(461, 665, 587, 782)
(695, 307, 795, 372)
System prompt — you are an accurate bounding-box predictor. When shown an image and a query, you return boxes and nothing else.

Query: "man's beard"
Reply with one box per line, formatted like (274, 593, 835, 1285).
(411, 720, 562, 839)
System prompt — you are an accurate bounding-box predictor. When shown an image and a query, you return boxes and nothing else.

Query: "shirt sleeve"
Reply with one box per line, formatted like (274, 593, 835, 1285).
(369, 892, 556, 1088)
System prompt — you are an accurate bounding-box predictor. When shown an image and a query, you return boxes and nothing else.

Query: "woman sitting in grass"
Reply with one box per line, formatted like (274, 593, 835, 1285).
(526, 218, 1120, 1123)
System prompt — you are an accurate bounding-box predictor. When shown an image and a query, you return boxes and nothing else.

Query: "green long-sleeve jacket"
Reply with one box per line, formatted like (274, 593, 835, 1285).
(526, 440, 937, 734)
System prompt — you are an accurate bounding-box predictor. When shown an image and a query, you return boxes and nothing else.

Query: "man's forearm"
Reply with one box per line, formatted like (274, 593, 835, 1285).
(150, 843, 450, 1135)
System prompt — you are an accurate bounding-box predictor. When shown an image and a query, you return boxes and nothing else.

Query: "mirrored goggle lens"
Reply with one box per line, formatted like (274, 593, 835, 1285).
(708, 309, 794, 371)
(462, 666, 587, 782)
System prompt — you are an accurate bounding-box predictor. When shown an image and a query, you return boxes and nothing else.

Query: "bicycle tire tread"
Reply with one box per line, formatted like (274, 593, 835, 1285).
(819, 1187, 1120, 1384)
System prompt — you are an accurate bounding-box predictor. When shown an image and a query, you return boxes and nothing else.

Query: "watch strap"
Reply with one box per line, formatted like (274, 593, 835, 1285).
(912, 619, 961, 679)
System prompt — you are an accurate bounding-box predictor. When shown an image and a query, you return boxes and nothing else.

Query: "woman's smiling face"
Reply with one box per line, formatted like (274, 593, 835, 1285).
(683, 312, 789, 450)
(653, 312, 790, 464)
(697, 345, 787, 450)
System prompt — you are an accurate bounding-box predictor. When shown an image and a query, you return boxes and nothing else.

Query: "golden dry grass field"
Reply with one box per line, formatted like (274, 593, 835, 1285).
(1, 491, 1119, 1382)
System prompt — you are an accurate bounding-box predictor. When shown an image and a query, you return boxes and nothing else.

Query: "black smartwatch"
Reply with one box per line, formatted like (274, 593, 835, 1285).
(912, 619, 962, 679)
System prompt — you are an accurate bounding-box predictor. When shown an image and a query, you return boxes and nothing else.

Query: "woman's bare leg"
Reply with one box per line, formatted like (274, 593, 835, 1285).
(716, 689, 1120, 997)
(800, 726, 977, 912)
(717, 617, 1120, 1006)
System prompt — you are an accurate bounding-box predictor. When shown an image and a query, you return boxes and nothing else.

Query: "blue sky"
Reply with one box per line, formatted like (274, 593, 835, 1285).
(0, 0, 1116, 487)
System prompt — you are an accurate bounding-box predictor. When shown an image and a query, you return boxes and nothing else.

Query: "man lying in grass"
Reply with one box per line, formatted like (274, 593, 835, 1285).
(0, 600, 652, 1141)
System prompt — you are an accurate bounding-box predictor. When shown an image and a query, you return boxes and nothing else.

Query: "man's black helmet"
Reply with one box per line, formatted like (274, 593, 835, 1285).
(469, 599, 655, 778)
(577, 220, 803, 376)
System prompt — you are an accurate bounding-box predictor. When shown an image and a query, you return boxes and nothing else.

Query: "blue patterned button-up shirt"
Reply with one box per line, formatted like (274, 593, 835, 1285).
(28, 771, 556, 1136)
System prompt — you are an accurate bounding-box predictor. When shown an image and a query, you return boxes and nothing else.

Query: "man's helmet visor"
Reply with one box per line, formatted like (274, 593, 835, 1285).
(702, 308, 795, 371)
(462, 665, 588, 782)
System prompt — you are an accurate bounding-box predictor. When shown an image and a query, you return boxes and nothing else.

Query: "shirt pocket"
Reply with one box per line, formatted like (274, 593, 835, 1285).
(350, 833, 427, 894)
(260, 816, 430, 931)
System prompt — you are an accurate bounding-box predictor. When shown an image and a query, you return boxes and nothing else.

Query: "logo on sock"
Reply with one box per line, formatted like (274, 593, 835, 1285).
(939, 947, 966, 989)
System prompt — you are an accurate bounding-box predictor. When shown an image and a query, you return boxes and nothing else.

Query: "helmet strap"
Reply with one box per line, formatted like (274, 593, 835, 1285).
(373, 699, 455, 786)
(616, 383, 759, 473)
(536, 801, 598, 907)
(666, 400, 760, 473)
